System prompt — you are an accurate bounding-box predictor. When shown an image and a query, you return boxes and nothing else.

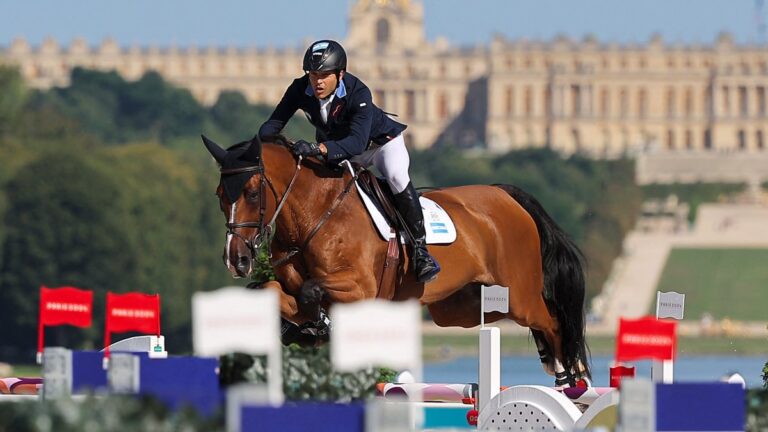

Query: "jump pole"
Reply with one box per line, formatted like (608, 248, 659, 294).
(478, 285, 506, 412)
(652, 291, 684, 384)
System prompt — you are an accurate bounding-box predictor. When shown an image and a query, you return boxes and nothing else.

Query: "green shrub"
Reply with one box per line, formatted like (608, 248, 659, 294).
(219, 344, 395, 402)
(0, 394, 223, 432)
(748, 389, 768, 431)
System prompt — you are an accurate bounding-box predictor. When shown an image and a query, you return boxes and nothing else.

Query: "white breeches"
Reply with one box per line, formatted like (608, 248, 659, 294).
(349, 134, 411, 194)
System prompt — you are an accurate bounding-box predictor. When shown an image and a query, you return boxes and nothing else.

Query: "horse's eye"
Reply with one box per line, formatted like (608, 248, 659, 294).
(246, 191, 260, 202)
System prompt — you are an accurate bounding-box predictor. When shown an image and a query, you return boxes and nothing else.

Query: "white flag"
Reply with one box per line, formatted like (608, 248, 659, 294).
(482, 285, 509, 314)
(656, 291, 685, 320)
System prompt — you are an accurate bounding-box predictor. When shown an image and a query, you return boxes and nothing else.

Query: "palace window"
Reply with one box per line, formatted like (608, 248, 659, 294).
(505, 56, 514, 70)
(524, 86, 533, 117)
(571, 84, 581, 117)
(740, 62, 750, 75)
(505, 86, 514, 116)
(704, 129, 712, 149)
(638, 88, 648, 119)
(757, 130, 765, 149)
(666, 129, 675, 150)
(571, 128, 581, 151)
(375, 90, 386, 109)
(684, 87, 693, 118)
(722, 86, 731, 115)
(524, 57, 533, 69)
(619, 88, 628, 118)
(758, 86, 766, 116)
(599, 88, 610, 117)
(376, 18, 391, 46)
(685, 129, 693, 149)
(738, 86, 748, 117)
(667, 56, 676, 69)
(405, 90, 416, 121)
(437, 92, 448, 120)
(738, 129, 747, 149)
(666, 87, 676, 118)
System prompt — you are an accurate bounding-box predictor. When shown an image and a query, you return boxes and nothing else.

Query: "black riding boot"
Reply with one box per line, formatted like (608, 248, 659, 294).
(393, 182, 441, 283)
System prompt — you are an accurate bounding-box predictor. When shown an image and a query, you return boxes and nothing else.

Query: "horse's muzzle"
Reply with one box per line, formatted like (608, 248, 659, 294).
(235, 255, 251, 278)
(223, 240, 253, 278)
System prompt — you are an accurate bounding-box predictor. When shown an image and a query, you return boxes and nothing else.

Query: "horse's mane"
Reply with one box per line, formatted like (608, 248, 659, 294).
(223, 134, 293, 153)
(260, 134, 344, 178)
(260, 134, 293, 149)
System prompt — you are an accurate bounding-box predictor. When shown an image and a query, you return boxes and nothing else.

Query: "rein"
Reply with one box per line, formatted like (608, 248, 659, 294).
(223, 155, 359, 270)
(271, 165, 359, 267)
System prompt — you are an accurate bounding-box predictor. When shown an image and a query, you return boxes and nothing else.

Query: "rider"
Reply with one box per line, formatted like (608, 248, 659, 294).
(258, 39, 440, 283)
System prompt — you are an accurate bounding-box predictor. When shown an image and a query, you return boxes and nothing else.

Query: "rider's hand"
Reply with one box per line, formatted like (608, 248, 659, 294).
(292, 140, 322, 158)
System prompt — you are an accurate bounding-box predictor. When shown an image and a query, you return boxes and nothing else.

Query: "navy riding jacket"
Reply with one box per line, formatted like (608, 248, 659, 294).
(258, 72, 407, 162)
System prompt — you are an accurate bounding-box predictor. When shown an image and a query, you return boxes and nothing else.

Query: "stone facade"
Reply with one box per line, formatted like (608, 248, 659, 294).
(2, 0, 768, 156)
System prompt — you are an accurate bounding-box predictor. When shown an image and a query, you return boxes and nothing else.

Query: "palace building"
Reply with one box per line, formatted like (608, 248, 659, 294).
(2, 0, 768, 157)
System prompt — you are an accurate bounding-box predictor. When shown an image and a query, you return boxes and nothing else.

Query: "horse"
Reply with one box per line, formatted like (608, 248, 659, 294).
(202, 134, 591, 386)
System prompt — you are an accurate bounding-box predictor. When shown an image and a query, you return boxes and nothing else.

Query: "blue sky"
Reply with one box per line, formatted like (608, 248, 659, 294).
(0, 0, 765, 48)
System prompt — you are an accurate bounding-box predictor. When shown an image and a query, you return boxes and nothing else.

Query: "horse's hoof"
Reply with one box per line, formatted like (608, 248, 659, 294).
(554, 371, 577, 388)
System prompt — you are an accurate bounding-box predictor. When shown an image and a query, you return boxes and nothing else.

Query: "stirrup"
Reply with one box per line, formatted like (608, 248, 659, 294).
(415, 254, 441, 283)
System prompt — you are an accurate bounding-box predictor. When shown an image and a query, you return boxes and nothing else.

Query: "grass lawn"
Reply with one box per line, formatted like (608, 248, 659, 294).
(653, 248, 768, 321)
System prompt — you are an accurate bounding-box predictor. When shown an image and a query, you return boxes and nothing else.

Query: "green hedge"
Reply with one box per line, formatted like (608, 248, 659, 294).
(220, 344, 395, 402)
(0, 394, 223, 432)
(0, 345, 395, 431)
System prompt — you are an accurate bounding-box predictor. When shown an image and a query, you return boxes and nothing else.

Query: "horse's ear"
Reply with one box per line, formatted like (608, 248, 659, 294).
(201, 134, 227, 164)
(243, 134, 262, 163)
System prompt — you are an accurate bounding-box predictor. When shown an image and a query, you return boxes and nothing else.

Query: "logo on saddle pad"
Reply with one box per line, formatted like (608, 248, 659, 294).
(343, 163, 457, 244)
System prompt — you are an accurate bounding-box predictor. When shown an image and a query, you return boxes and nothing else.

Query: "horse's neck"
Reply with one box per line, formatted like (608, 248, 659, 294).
(268, 158, 358, 249)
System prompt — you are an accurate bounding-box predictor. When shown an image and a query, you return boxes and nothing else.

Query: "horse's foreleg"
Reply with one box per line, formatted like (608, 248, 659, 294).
(259, 280, 301, 319)
(294, 271, 378, 338)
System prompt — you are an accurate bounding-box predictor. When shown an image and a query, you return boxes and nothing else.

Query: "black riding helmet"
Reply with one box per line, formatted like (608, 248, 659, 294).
(303, 40, 347, 73)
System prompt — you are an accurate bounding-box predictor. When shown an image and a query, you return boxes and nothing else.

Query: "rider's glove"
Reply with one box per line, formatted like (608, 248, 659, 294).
(292, 140, 322, 158)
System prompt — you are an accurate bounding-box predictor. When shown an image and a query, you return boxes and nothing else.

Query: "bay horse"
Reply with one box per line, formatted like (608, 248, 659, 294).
(202, 134, 591, 385)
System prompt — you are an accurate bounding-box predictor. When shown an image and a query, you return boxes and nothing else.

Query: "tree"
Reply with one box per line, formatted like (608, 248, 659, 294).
(102, 144, 232, 349)
(0, 150, 137, 359)
(0, 66, 28, 135)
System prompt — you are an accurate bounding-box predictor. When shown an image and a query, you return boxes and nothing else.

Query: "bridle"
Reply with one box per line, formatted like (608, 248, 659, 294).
(219, 154, 359, 272)
(220, 152, 312, 262)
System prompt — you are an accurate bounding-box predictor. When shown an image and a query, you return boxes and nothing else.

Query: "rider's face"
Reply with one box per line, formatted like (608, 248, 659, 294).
(309, 71, 342, 99)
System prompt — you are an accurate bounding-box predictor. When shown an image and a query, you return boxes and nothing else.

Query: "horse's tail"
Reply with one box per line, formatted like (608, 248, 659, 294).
(494, 184, 591, 379)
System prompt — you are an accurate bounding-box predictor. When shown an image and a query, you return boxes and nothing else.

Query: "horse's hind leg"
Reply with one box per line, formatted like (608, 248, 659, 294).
(531, 329, 556, 376)
(506, 291, 575, 385)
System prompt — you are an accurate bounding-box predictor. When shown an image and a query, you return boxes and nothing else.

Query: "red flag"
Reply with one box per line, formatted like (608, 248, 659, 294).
(103, 291, 161, 363)
(105, 292, 161, 335)
(38, 286, 94, 358)
(616, 316, 676, 362)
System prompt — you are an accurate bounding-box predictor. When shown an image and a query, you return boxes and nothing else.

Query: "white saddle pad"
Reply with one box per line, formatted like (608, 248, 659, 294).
(344, 162, 457, 244)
